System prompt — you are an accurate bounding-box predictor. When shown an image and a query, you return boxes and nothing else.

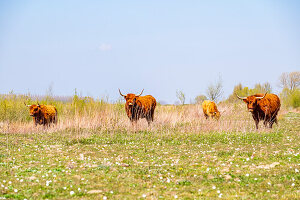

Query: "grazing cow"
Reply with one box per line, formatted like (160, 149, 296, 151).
(236, 93, 281, 129)
(202, 100, 221, 120)
(119, 89, 157, 125)
(25, 103, 57, 126)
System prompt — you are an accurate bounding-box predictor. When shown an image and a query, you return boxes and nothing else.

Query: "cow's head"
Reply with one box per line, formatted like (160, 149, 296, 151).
(119, 89, 144, 106)
(25, 103, 41, 116)
(236, 93, 267, 112)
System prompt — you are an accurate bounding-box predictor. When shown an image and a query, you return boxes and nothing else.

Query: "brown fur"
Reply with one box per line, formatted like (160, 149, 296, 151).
(123, 93, 157, 125)
(28, 104, 57, 126)
(241, 93, 281, 129)
(202, 100, 220, 120)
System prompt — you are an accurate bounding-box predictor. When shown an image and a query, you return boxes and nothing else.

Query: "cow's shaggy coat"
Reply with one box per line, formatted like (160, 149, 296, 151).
(202, 100, 220, 120)
(27, 104, 57, 126)
(237, 93, 281, 129)
(119, 89, 156, 125)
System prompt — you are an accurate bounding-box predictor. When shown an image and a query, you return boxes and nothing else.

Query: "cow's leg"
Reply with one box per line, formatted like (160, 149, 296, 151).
(145, 113, 151, 126)
(252, 114, 260, 129)
(255, 120, 259, 129)
(253, 116, 259, 129)
(54, 115, 58, 124)
(274, 117, 278, 125)
(269, 116, 277, 128)
(131, 119, 138, 126)
(263, 120, 268, 127)
(146, 115, 153, 126)
(204, 114, 208, 119)
(147, 118, 151, 126)
(269, 121, 274, 128)
(151, 109, 155, 121)
(42, 118, 48, 127)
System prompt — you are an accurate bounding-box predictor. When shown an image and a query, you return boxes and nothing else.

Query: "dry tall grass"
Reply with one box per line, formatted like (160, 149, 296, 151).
(0, 93, 291, 135)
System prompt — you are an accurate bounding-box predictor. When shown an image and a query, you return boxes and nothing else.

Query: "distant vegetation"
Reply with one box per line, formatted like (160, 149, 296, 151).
(206, 75, 223, 103)
(193, 72, 299, 108)
(226, 82, 273, 103)
(0, 72, 298, 125)
(278, 72, 300, 108)
(227, 72, 300, 108)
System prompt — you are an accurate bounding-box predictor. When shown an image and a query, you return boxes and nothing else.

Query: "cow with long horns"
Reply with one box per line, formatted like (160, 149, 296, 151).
(25, 103, 57, 126)
(119, 89, 157, 125)
(236, 92, 281, 129)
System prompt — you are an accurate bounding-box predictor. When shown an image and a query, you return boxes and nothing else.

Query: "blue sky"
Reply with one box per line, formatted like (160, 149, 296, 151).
(0, 0, 299, 104)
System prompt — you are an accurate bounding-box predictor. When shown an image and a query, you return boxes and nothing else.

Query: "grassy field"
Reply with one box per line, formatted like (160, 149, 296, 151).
(0, 96, 299, 199)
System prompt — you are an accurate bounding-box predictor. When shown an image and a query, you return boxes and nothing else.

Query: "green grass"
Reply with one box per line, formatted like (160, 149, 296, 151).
(0, 112, 299, 199)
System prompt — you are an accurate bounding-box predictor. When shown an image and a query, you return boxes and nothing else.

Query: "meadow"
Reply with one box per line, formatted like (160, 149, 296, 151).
(0, 94, 299, 199)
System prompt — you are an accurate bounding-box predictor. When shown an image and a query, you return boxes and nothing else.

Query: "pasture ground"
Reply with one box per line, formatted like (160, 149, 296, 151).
(0, 104, 299, 199)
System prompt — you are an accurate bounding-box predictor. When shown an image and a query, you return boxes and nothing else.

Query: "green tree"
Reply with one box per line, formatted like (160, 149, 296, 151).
(279, 71, 300, 108)
(194, 95, 207, 104)
(227, 82, 272, 103)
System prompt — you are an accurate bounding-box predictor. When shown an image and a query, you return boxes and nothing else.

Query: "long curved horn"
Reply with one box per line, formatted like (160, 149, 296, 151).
(256, 92, 267, 99)
(136, 89, 144, 97)
(118, 89, 125, 97)
(236, 93, 247, 100)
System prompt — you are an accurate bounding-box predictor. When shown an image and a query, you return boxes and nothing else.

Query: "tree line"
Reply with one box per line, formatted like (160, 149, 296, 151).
(188, 71, 299, 108)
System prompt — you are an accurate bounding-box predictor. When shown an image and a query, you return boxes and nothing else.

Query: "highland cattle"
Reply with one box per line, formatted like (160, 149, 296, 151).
(236, 92, 281, 129)
(119, 89, 156, 125)
(26, 103, 57, 126)
(202, 100, 221, 120)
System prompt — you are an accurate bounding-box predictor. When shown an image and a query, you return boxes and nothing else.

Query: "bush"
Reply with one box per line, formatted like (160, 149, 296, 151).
(280, 88, 300, 108)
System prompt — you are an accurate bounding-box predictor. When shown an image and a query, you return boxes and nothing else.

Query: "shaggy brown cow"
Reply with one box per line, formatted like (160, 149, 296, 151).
(25, 103, 57, 126)
(202, 100, 220, 120)
(119, 89, 156, 125)
(236, 93, 281, 129)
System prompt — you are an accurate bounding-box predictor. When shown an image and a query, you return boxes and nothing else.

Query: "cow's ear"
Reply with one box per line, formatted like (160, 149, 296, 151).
(243, 99, 248, 103)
